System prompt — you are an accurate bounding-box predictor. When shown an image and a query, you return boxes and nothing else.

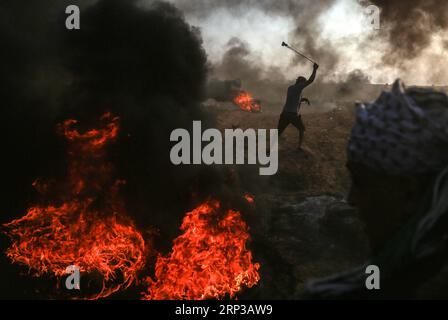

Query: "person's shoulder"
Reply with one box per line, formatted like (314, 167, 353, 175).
(291, 84, 304, 91)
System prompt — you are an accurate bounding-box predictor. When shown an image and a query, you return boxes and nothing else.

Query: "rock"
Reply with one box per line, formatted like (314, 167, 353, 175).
(320, 200, 368, 251)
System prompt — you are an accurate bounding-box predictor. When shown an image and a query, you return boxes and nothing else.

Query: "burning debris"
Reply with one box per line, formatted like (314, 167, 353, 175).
(244, 193, 255, 204)
(2, 113, 147, 299)
(205, 79, 262, 113)
(233, 91, 262, 113)
(142, 200, 260, 300)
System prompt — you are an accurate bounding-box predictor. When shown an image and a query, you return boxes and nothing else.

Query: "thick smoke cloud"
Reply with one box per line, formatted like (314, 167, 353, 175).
(1, 0, 207, 224)
(0, 0, 72, 224)
(174, 0, 448, 87)
(175, 0, 340, 72)
(179, 0, 350, 67)
(367, 0, 448, 65)
(0, 0, 256, 240)
(287, 0, 340, 74)
(61, 0, 218, 241)
(211, 38, 288, 105)
(209, 36, 371, 108)
(170, 0, 364, 106)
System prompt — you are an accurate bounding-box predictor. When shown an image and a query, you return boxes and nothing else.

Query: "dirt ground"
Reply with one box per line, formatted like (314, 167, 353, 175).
(213, 106, 354, 196)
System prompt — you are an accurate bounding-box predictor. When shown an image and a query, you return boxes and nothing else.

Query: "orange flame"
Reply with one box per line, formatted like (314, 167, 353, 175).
(244, 193, 255, 204)
(233, 91, 261, 113)
(3, 113, 146, 299)
(61, 112, 119, 150)
(143, 200, 260, 300)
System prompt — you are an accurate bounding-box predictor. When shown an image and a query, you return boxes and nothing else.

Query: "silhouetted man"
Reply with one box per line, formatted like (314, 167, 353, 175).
(278, 63, 318, 149)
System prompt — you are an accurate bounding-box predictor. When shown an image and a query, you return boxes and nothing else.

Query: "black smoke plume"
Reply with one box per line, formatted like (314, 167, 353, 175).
(366, 0, 448, 65)
(211, 38, 288, 105)
(172, 0, 348, 105)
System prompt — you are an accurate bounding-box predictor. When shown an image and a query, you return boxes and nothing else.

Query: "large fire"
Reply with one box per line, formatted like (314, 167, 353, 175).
(233, 91, 262, 113)
(3, 113, 261, 300)
(2, 113, 146, 299)
(142, 200, 260, 300)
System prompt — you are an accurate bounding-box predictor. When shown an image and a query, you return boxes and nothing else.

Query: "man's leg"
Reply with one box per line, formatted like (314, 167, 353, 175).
(290, 114, 305, 148)
(298, 115, 305, 148)
(277, 113, 290, 137)
(298, 127, 304, 148)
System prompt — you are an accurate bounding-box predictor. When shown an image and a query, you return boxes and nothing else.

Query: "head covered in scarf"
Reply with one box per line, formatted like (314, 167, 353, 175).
(348, 79, 448, 175)
(306, 80, 448, 299)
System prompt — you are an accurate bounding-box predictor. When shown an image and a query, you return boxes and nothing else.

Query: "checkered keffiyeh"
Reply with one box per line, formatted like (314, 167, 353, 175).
(348, 79, 448, 175)
(305, 81, 448, 299)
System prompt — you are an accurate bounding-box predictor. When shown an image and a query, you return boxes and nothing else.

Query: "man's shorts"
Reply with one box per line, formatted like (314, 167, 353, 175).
(278, 112, 305, 133)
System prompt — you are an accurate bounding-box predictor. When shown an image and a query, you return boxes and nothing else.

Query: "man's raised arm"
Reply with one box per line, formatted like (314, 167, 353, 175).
(304, 63, 319, 87)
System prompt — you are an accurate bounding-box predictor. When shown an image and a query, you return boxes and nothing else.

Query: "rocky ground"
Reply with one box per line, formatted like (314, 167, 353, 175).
(210, 105, 370, 299)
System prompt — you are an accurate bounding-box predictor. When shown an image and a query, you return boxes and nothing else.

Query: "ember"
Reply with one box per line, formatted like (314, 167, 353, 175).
(2, 113, 146, 299)
(244, 193, 255, 204)
(233, 91, 262, 113)
(143, 200, 260, 300)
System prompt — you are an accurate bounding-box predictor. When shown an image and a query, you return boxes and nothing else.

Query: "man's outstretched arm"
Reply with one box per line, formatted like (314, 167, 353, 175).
(304, 63, 319, 87)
